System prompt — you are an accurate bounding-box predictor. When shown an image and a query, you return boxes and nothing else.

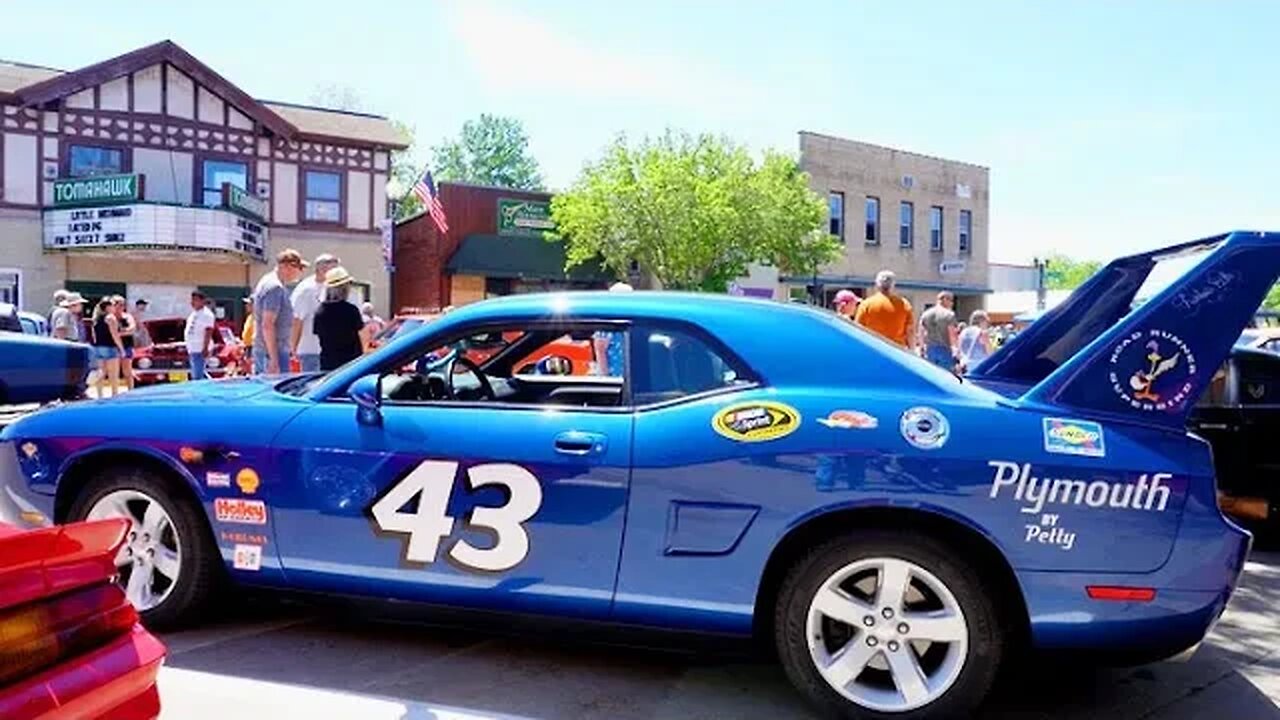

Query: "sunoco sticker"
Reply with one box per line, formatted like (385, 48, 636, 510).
(712, 401, 800, 442)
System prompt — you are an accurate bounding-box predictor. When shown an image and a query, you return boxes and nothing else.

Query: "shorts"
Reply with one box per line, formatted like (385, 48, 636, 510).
(122, 347, 134, 359)
(93, 346, 120, 361)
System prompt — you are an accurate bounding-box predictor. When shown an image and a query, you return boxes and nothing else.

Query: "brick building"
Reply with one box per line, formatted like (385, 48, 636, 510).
(795, 131, 992, 318)
(0, 41, 406, 324)
(391, 182, 609, 312)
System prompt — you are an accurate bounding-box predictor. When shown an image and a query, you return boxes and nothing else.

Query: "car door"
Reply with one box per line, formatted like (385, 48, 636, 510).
(270, 322, 633, 619)
(1234, 352, 1280, 495)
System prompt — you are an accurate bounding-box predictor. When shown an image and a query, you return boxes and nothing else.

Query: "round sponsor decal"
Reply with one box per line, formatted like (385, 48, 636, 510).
(236, 468, 261, 495)
(712, 401, 801, 443)
(900, 406, 949, 450)
(1108, 329, 1198, 412)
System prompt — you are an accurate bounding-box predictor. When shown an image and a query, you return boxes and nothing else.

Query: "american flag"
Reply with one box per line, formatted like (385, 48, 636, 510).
(411, 169, 449, 234)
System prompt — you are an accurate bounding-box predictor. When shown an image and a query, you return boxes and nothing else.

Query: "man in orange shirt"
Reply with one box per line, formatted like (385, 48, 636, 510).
(855, 270, 915, 350)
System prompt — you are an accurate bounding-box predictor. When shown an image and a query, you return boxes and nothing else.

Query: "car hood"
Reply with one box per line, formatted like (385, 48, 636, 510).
(101, 377, 278, 404)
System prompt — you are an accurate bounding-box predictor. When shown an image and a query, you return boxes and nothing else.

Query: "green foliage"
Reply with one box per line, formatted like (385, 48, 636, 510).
(431, 114, 544, 191)
(1043, 253, 1103, 290)
(1264, 281, 1280, 310)
(390, 121, 423, 220)
(549, 132, 830, 291)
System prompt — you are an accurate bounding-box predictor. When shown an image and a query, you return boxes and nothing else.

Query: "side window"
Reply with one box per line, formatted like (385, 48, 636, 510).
(1196, 362, 1231, 407)
(631, 324, 752, 406)
(1237, 356, 1278, 405)
(376, 324, 624, 409)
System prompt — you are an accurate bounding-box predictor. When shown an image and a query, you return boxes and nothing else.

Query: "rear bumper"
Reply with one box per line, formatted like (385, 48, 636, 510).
(0, 625, 165, 720)
(1022, 502, 1251, 659)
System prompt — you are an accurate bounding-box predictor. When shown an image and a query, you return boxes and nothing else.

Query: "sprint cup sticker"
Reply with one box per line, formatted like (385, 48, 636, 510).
(712, 401, 800, 442)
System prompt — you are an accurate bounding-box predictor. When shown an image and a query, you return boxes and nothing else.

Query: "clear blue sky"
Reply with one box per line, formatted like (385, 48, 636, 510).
(5, 1, 1277, 263)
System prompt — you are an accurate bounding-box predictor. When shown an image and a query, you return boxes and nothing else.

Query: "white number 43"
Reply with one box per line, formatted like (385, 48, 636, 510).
(370, 460, 543, 572)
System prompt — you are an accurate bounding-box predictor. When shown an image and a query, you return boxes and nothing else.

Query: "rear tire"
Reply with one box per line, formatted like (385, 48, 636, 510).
(68, 466, 220, 630)
(775, 530, 1003, 719)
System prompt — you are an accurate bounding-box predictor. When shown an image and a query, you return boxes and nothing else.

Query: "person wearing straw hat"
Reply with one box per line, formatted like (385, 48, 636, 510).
(312, 266, 368, 371)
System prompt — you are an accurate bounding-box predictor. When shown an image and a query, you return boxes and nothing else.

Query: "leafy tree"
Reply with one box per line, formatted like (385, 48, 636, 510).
(1264, 281, 1280, 310)
(1043, 253, 1102, 290)
(550, 132, 832, 291)
(431, 114, 544, 191)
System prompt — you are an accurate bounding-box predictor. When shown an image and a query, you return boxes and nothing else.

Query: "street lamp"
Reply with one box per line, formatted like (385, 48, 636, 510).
(385, 177, 408, 313)
(1032, 256, 1049, 311)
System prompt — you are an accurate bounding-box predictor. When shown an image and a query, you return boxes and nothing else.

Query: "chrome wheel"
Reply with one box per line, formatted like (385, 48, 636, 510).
(806, 557, 968, 713)
(86, 489, 181, 611)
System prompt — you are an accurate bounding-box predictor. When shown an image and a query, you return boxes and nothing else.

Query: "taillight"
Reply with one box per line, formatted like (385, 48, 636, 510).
(0, 582, 138, 686)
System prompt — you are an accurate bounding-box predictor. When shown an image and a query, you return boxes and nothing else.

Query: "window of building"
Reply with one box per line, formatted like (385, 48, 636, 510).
(201, 159, 249, 208)
(930, 206, 944, 251)
(899, 201, 914, 248)
(0, 269, 19, 308)
(959, 210, 972, 253)
(304, 171, 343, 222)
(864, 197, 880, 244)
(829, 191, 844, 241)
(67, 145, 124, 178)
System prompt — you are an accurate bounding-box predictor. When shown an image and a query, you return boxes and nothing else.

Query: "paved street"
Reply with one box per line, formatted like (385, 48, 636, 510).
(155, 546, 1280, 720)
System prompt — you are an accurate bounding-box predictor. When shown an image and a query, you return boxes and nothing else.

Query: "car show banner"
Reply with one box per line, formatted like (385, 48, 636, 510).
(42, 202, 266, 261)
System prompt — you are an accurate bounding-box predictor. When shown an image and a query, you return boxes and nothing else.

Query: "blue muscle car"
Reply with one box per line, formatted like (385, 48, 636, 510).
(1, 231, 1276, 719)
(0, 329, 91, 407)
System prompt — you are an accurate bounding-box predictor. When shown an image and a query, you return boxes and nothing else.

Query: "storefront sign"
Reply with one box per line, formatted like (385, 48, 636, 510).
(43, 203, 266, 261)
(52, 174, 143, 207)
(223, 184, 267, 221)
(939, 260, 967, 276)
(498, 198, 554, 236)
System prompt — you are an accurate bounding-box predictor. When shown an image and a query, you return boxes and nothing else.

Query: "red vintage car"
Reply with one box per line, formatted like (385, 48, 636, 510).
(132, 318, 246, 384)
(0, 518, 166, 720)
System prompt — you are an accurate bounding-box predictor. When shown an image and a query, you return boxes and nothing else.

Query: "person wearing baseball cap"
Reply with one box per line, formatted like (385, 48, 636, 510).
(833, 289, 860, 322)
(290, 253, 342, 373)
(251, 248, 308, 374)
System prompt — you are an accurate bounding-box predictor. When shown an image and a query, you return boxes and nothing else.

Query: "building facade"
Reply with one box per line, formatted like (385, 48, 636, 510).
(0, 41, 406, 324)
(392, 182, 610, 312)
(795, 131, 991, 317)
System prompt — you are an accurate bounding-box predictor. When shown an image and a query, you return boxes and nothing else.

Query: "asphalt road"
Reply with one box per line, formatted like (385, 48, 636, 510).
(154, 546, 1280, 720)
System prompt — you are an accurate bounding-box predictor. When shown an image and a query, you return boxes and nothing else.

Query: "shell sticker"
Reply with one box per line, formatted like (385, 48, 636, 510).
(712, 401, 801, 443)
(236, 468, 261, 495)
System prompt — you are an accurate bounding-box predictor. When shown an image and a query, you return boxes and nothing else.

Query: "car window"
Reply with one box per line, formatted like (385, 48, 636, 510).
(19, 317, 38, 334)
(1196, 362, 1231, 408)
(1237, 356, 1279, 405)
(1261, 339, 1280, 355)
(375, 323, 626, 409)
(631, 324, 753, 406)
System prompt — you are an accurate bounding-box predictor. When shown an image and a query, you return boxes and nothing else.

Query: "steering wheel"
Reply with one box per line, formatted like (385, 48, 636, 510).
(447, 355, 496, 401)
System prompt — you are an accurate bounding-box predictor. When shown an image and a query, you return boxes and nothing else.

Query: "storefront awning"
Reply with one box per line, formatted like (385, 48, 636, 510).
(446, 234, 612, 282)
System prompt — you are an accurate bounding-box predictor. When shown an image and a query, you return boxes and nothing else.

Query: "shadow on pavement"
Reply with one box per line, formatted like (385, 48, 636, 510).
(156, 550, 1280, 720)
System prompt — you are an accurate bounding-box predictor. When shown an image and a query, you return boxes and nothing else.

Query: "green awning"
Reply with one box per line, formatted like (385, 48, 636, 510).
(446, 234, 612, 282)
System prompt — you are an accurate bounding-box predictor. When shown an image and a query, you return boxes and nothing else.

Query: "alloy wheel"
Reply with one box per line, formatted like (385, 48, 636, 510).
(86, 489, 182, 611)
(806, 556, 969, 712)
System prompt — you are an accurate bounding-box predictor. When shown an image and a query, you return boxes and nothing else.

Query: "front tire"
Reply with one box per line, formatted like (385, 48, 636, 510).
(775, 530, 1003, 719)
(68, 466, 220, 630)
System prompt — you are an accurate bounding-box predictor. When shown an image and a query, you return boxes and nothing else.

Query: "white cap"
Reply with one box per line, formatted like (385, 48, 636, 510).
(609, 282, 634, 292)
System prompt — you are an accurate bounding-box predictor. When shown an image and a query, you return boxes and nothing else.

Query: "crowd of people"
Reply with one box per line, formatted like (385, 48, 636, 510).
(40, 248, 385, 393)
(827, 269, 1006, 374)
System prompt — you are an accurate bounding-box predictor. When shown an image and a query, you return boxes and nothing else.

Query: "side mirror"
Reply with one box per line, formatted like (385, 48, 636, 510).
(349, 373, 382, 426)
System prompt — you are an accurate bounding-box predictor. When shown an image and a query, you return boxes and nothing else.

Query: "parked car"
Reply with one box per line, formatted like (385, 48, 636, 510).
(1191, 339, 1280, 531)
(0, 332, 91, 406)
(132, 318, 245, 384)
(0, 517, 167, 720)
(1, 304, 47, 335)
(2, 230, 1275, 718)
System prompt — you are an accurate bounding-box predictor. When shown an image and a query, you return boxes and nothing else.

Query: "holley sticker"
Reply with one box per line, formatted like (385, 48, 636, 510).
(214, 498, 267, 525)
(1042, 418, 1105, 458)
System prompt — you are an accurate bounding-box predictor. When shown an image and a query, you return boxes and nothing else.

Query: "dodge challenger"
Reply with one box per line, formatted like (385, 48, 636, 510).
(1, 230, 1276, 718)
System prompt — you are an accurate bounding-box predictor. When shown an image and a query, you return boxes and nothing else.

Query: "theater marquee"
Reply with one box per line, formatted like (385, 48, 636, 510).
(42, 203, 267, 261)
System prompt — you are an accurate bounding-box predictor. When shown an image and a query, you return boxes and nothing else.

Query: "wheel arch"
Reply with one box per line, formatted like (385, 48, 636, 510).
(55, 443, 204, 523)
(754, 504, 1030, 649)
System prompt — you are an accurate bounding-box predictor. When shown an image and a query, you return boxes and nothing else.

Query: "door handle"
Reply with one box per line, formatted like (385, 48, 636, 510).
(554, 431, 607, 457)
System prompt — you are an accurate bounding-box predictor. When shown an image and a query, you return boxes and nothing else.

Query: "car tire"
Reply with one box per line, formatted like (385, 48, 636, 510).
(68, 466, 220, 630)
(775, 529, 1004, 720)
